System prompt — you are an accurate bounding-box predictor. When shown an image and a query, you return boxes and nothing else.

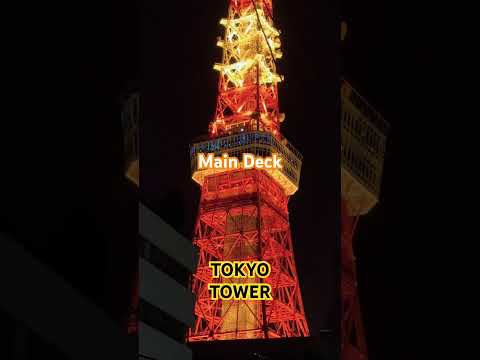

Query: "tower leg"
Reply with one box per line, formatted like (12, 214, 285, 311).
(187, 170, 309, 342)
(341, 199, 368, 359)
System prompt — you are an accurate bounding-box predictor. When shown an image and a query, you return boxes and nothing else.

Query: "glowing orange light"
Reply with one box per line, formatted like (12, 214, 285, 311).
(210, 0, 283, 137)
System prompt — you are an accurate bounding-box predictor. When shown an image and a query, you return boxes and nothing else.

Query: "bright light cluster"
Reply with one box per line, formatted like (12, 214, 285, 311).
(210, 0, 284, 137)
(214, 10, 283, 88)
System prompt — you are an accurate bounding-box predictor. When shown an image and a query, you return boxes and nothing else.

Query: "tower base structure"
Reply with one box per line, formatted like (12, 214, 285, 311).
(188, 169, 309, 341)
(341, 199, 367, 360)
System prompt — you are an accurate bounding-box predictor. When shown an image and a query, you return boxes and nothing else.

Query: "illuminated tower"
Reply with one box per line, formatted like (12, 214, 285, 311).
(340, 79, 389, 359)
(188, 0, 309, 341)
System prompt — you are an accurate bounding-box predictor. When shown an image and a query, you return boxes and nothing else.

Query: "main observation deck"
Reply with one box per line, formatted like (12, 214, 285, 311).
(341, 79, 389, 215)
(190, 131, 302, 196)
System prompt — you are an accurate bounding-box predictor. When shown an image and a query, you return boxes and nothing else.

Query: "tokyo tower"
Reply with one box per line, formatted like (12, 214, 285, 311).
(340, 78, 389, 359)
(187, 0, 310, 341)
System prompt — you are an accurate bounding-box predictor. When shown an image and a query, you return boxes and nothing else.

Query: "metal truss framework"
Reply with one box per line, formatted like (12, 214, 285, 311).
(210, 0, 284, 137)
(341, 199, 368, 360)
(188, 169, 309, 341)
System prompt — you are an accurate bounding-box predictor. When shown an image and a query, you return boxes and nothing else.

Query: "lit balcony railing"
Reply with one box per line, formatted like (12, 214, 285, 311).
(190, 131, 303, 195)
(341, 79, 389, 214)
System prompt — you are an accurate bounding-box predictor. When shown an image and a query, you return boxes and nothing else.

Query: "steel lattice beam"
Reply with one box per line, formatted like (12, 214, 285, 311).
(188, 170, 309, 341)
(341, 199, 368, 359)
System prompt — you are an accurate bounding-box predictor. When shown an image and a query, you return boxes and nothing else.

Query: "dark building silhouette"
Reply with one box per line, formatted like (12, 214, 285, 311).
(120, 90, 197, 359)
(1, 86, 139, 359)
(138, 203, 197, 360)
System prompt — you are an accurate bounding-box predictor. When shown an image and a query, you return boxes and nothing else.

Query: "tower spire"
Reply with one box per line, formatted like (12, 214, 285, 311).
(210, 0, 283, 138)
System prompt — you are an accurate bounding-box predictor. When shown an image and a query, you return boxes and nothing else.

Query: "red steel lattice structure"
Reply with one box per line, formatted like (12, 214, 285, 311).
(341, 201, 367, 359)
(187, 0, 309, 341)
(210, 0, 283, 138)
(340, 79, 389, 359)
